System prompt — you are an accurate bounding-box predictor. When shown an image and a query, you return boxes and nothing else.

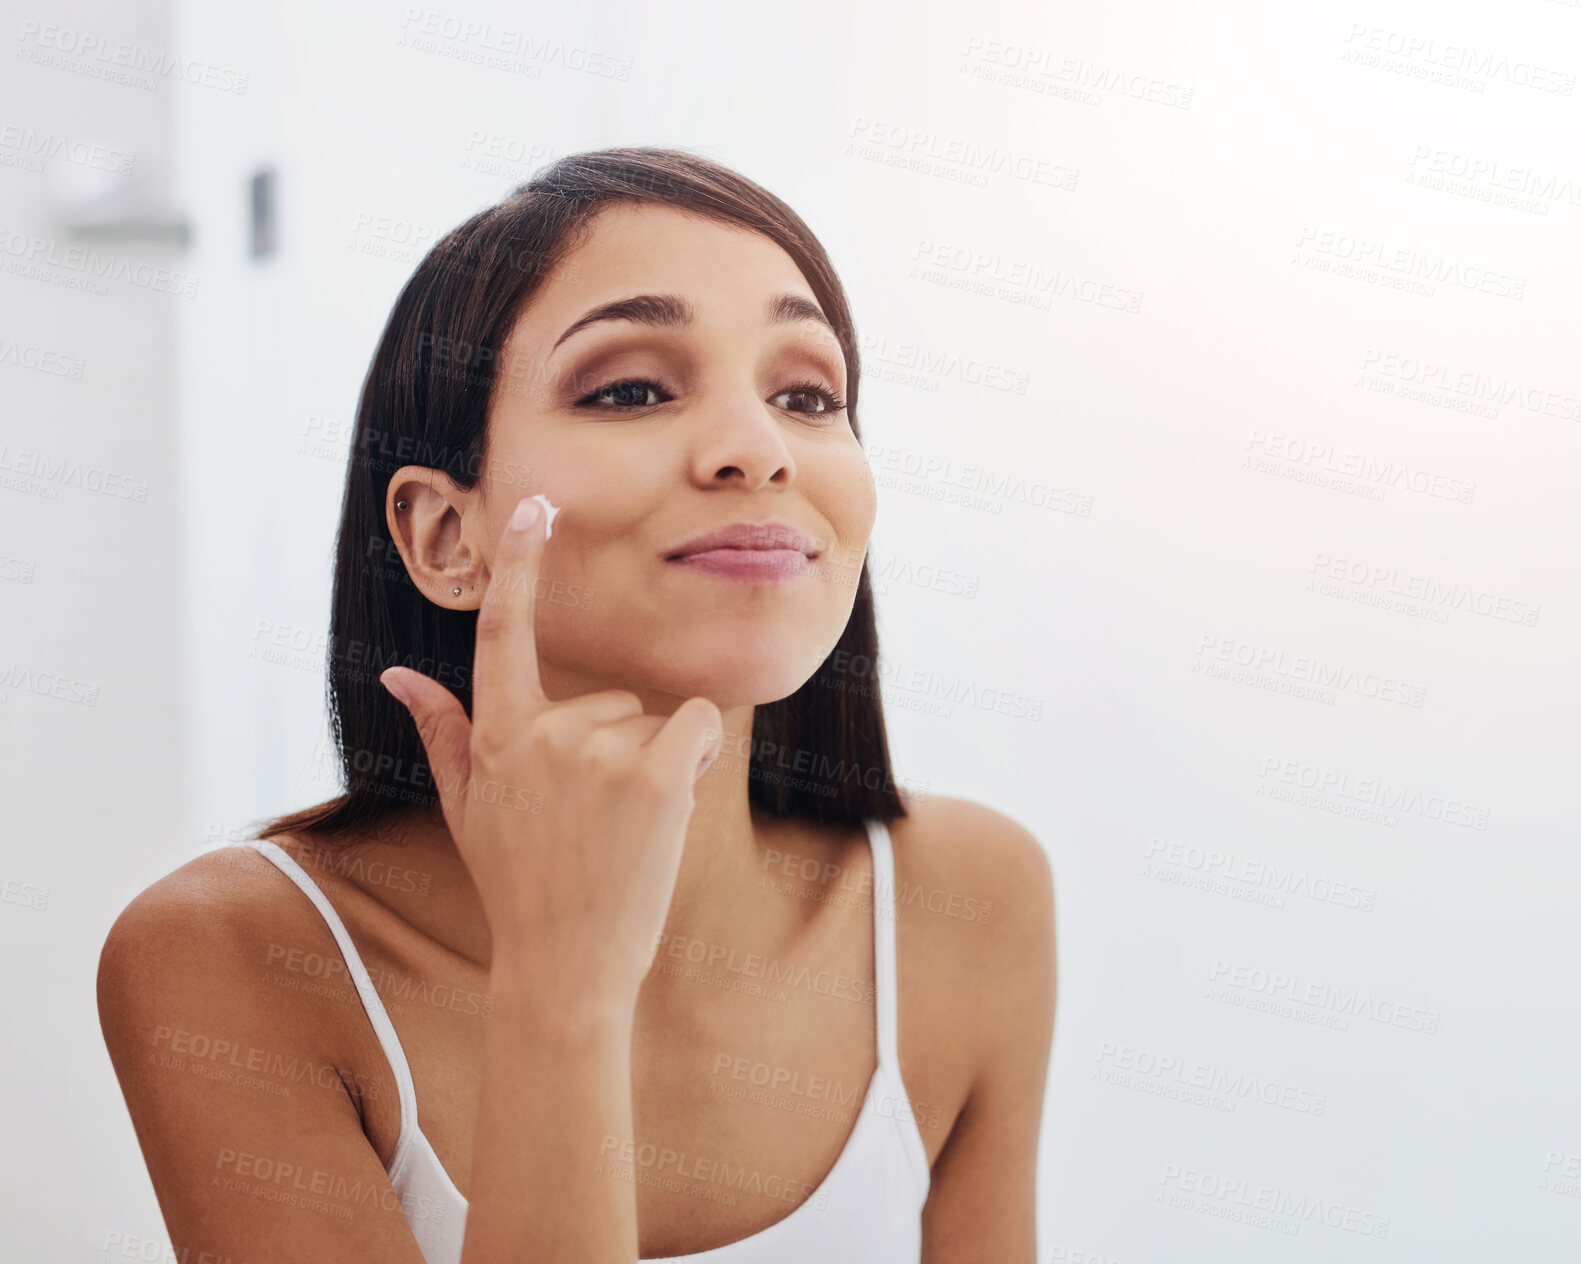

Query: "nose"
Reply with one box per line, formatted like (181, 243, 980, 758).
(688, 388, 797, 492)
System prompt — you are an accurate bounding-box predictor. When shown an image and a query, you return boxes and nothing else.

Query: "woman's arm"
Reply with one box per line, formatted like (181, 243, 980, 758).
(918, 806, 1057, 1263)
(98, 859, 432, 1264)
(98, 847, 655, 1264)
(99, 499, 719, 1264)
(380, 494, 723, 1263)
(457, 960, 638, 1262)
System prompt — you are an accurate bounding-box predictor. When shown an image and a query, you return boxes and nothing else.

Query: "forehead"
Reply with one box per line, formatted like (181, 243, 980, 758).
(509, 202, 820, 345)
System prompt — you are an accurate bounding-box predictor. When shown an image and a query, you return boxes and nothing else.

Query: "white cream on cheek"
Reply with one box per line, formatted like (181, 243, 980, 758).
(529, 492, 562, 539)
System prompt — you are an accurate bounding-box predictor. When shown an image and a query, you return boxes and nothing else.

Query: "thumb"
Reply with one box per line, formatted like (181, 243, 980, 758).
(379, 666, 472, 824)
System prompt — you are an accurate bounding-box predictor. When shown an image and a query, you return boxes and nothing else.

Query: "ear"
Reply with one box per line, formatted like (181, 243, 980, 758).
(384, 466, 490, 609)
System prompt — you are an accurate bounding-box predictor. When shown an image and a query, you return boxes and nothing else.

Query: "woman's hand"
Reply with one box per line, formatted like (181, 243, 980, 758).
(379, 495, 723, 1010)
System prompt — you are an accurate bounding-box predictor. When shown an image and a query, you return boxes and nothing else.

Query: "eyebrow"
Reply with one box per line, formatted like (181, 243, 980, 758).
(550, 291, 836, 352)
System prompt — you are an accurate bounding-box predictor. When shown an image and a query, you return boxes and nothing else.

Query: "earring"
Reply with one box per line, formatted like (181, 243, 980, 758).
(453, 586, 462, 596)
(395, 499, 409, 511)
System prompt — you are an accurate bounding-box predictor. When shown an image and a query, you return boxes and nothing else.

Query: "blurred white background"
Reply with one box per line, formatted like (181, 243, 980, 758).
(3, 0, 1579, 1259)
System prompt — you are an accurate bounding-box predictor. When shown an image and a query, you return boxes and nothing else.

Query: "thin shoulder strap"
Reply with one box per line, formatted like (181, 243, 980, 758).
(864, 818, 901, 1069)
(239, 839, 422, 1171)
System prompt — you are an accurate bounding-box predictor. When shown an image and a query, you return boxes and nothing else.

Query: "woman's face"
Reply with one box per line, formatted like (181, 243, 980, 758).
(423, 202, 875, 710)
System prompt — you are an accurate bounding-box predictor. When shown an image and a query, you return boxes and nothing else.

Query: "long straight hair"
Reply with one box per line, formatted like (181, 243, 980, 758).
(251, 147, 908, 847)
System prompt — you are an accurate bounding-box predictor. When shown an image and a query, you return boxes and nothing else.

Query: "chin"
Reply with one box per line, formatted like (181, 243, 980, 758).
(647, 641, 832, 711)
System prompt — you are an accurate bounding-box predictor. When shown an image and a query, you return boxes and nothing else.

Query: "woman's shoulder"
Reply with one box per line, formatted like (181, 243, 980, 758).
(96, 837, 364, 1059)
(886, 793, 1054, 942)
(101, 838, 316, 962)
(885, 795, 1056, 1053)
(881, 795, 1056, 1157)
(94, 841, 414, 1258)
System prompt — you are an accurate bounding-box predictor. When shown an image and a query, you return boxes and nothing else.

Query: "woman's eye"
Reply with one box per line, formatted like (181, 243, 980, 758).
(579, 379, 667, 409)
(772, 384, 847, 415)
(576, 379, 846, 415)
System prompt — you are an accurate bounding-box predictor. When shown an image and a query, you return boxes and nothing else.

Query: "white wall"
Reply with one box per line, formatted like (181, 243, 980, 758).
(15, 0, 1580, 1259)
(0, 0, 186, 1259)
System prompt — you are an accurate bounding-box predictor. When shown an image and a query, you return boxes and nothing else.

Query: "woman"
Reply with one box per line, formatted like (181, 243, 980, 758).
(98, 147, 1056, 1263)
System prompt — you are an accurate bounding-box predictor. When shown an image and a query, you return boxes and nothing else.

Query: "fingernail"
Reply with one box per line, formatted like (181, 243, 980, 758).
(510, 497, 542, 531)
(380, 668, 412, 707)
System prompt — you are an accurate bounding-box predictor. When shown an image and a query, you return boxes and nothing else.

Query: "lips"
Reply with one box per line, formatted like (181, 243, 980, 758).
(665, 521, 817, 581)
(666, 521, 816, 559)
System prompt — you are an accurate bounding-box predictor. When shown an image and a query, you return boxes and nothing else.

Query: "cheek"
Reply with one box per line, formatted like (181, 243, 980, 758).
(491, 437, 656, 541)
(805, 453, 876, 599)
(822, 449, 878, 545)
(501, 450, 665, 600)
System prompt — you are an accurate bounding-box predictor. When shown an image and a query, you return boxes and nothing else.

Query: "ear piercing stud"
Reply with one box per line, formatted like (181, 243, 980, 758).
(392, 498, 462, 598)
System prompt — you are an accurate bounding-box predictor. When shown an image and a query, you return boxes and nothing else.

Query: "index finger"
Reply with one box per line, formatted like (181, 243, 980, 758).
(643, 696, 725, 784)
(471, 495, 548, 734)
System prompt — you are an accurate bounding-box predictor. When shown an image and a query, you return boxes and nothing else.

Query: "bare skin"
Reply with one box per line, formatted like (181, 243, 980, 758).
(97, 204, 1056, 1263)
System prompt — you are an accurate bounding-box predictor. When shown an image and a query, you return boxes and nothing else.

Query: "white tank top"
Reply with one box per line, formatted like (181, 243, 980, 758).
(241, 818, 931, 1262)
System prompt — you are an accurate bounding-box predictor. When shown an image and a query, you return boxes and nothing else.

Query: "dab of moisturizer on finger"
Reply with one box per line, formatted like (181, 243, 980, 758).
(529, 492, 561, 539)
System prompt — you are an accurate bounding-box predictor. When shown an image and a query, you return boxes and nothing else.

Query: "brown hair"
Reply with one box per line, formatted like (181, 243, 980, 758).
(249, 146, 908, 847)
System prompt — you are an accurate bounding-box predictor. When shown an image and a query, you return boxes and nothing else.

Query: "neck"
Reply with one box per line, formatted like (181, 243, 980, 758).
(659, 699, 772, 937)
(386, 693, 790, 971)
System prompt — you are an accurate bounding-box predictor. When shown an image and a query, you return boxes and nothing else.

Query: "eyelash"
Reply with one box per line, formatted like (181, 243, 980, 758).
(575, 378, 848, 416)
